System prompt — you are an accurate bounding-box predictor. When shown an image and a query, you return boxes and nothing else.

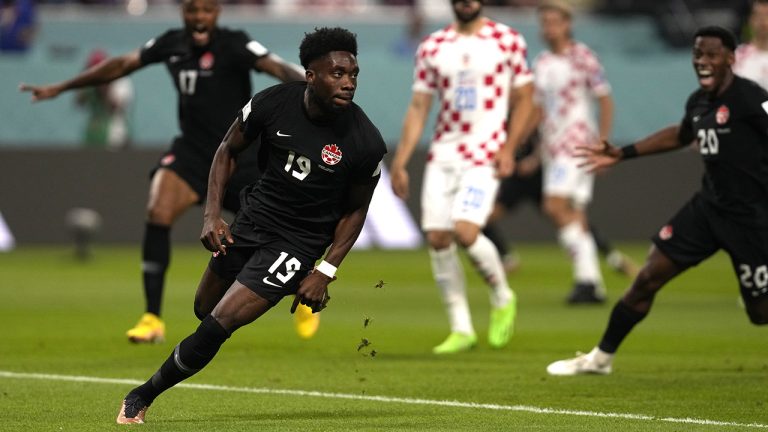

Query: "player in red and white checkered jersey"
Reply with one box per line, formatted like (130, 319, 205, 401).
(529, 1, 613, 304)
(391, 0, 534, 354)
(735, 0, 768, 90)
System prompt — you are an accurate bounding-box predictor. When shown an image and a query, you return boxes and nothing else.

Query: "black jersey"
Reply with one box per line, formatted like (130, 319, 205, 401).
(678, 75, 768, 226)
(139, 27, 268, 166)
(235, 81, 387, 258)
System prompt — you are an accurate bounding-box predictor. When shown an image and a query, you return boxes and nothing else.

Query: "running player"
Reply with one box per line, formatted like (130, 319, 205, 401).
(116, 27, 386, 423)
(391, 0, 534, 354)
(529, 1, 615, 304)
(735, 0, 768, 89)
(19, 0, 321, 343)
(482, 133, 638, 278)
(547, 26, 768, 376)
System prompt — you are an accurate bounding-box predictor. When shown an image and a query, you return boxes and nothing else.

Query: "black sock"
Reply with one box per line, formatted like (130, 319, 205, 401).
(131, 315, 231, 405)
(598, 301, 648, 353)
(588, 223, 613, 257)
(482, 223, 509, 257)
(142, 223, 170, 316)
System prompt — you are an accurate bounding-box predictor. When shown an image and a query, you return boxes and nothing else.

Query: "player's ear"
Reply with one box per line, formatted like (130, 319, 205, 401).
(305, 69, 315, 84)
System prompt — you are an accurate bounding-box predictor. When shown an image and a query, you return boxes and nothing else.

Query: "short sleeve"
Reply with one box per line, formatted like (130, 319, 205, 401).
(139, 31, 173, 66)
(677, 93, 697, 145)
(231, 30, 270, 73)
(239, 84, 281, 140)
(583, 48, 611, 97)
(351, 122, 387, 184)
(508, 32, 533, 88)
(744, 85, 768, 136)
(412, 40, 438, 94)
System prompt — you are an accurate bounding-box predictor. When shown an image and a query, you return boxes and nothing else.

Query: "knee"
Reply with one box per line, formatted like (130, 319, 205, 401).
(193, 299, 208, 321)
(147, 202, 176, 225)
(629, 266, 667, 297)
(193, 290, 216, 321)
(542, 200, 569, 226)
(454, 227, 479, 248)
(427, 231, 454, 250)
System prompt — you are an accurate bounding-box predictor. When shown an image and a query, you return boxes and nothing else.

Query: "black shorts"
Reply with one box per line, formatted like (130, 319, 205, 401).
(496, 168, 543, 210)
(150, 138, 262, 213)
(207, 229, 315, 305)
(652, 193, 768, 304)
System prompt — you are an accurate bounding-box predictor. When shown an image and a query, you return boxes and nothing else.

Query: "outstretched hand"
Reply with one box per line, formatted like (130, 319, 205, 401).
(19, 83, 62, 102)
(574, 140, 622, 173)
(200, 216, 234, 256)
(291, 270, 334, 314)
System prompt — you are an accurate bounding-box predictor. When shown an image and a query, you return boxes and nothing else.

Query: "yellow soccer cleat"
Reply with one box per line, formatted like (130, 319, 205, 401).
(126, 313, 165, 344)
(294, 303, 321, 340)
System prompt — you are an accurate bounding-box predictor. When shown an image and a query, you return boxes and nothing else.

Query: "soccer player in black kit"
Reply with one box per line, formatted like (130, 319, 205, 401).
(115, 27, 386, 424)
(19, 0, 310, 343)
(547, 26, 768, 375)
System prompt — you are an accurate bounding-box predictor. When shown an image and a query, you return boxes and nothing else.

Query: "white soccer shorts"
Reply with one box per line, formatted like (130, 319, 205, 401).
(542, 156, 594, 206)
(421, 163, 499, 231)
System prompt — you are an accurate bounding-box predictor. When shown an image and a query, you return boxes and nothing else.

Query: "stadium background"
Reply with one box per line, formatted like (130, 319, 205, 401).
(2, 2, 766, 430)
(0, 0, 729, 245)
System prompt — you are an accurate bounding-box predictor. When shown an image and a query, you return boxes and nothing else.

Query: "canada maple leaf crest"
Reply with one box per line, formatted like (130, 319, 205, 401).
(321, 144, 343, 165)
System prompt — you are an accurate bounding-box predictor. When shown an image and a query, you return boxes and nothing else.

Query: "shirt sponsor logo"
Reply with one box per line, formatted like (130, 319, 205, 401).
(659, 225, 673, 241)
(321, 144, 343, 165)
(715, 105, 729, 125)
(199, 52, 214, 70)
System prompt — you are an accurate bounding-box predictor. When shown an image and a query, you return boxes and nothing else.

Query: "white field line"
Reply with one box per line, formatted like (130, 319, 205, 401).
(1, 370, 765, 429)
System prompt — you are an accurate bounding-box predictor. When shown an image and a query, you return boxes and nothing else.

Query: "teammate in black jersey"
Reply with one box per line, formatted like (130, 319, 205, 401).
(20, 0, 306, 343)
(547, 26, 768, 376)
(115, 27, 386, 424)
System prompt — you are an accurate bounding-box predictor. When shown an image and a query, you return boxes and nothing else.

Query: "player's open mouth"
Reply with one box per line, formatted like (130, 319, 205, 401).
(697, 69, 714, 87)
(191, 25, 211, 46)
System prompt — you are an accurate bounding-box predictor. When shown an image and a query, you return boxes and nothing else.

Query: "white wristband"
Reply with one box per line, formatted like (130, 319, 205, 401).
(316, 260, 337, 278)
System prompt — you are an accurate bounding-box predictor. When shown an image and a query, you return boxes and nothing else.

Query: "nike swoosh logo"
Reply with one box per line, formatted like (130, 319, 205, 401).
(262, 276, 281, 287)
(276, 130, 292, 137)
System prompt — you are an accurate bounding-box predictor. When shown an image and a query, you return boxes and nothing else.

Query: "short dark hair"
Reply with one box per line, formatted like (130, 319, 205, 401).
(299, 27, 358, 69)
(694, 26, 737, 52)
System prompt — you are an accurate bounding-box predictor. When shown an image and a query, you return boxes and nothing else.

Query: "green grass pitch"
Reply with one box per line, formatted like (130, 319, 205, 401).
(0, 244, 766, 431)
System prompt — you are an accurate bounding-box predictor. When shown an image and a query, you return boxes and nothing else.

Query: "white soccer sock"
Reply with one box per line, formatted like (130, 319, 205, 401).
(429, 244, 474, 335)
(465, 234, 514, 309)
(558, 222, 603, 288)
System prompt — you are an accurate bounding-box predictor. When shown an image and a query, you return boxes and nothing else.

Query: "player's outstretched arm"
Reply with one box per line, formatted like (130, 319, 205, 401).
(391, 91, 432, 200)
(575, 125, 686, 172)
(19, 50, 142, 102)
(255, 53, 306, 83)
(292, 178, 378, 314)
(200, 117, 250, 255)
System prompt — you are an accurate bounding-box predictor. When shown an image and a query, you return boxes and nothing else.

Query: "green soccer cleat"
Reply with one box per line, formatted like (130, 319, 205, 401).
(432, 332, 477, 355)
(488, 294, 517, 348)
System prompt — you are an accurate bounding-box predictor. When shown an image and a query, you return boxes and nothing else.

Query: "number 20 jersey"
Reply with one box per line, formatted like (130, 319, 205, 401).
(678, 75, 768, 226)
(236, 81, 387, 258)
